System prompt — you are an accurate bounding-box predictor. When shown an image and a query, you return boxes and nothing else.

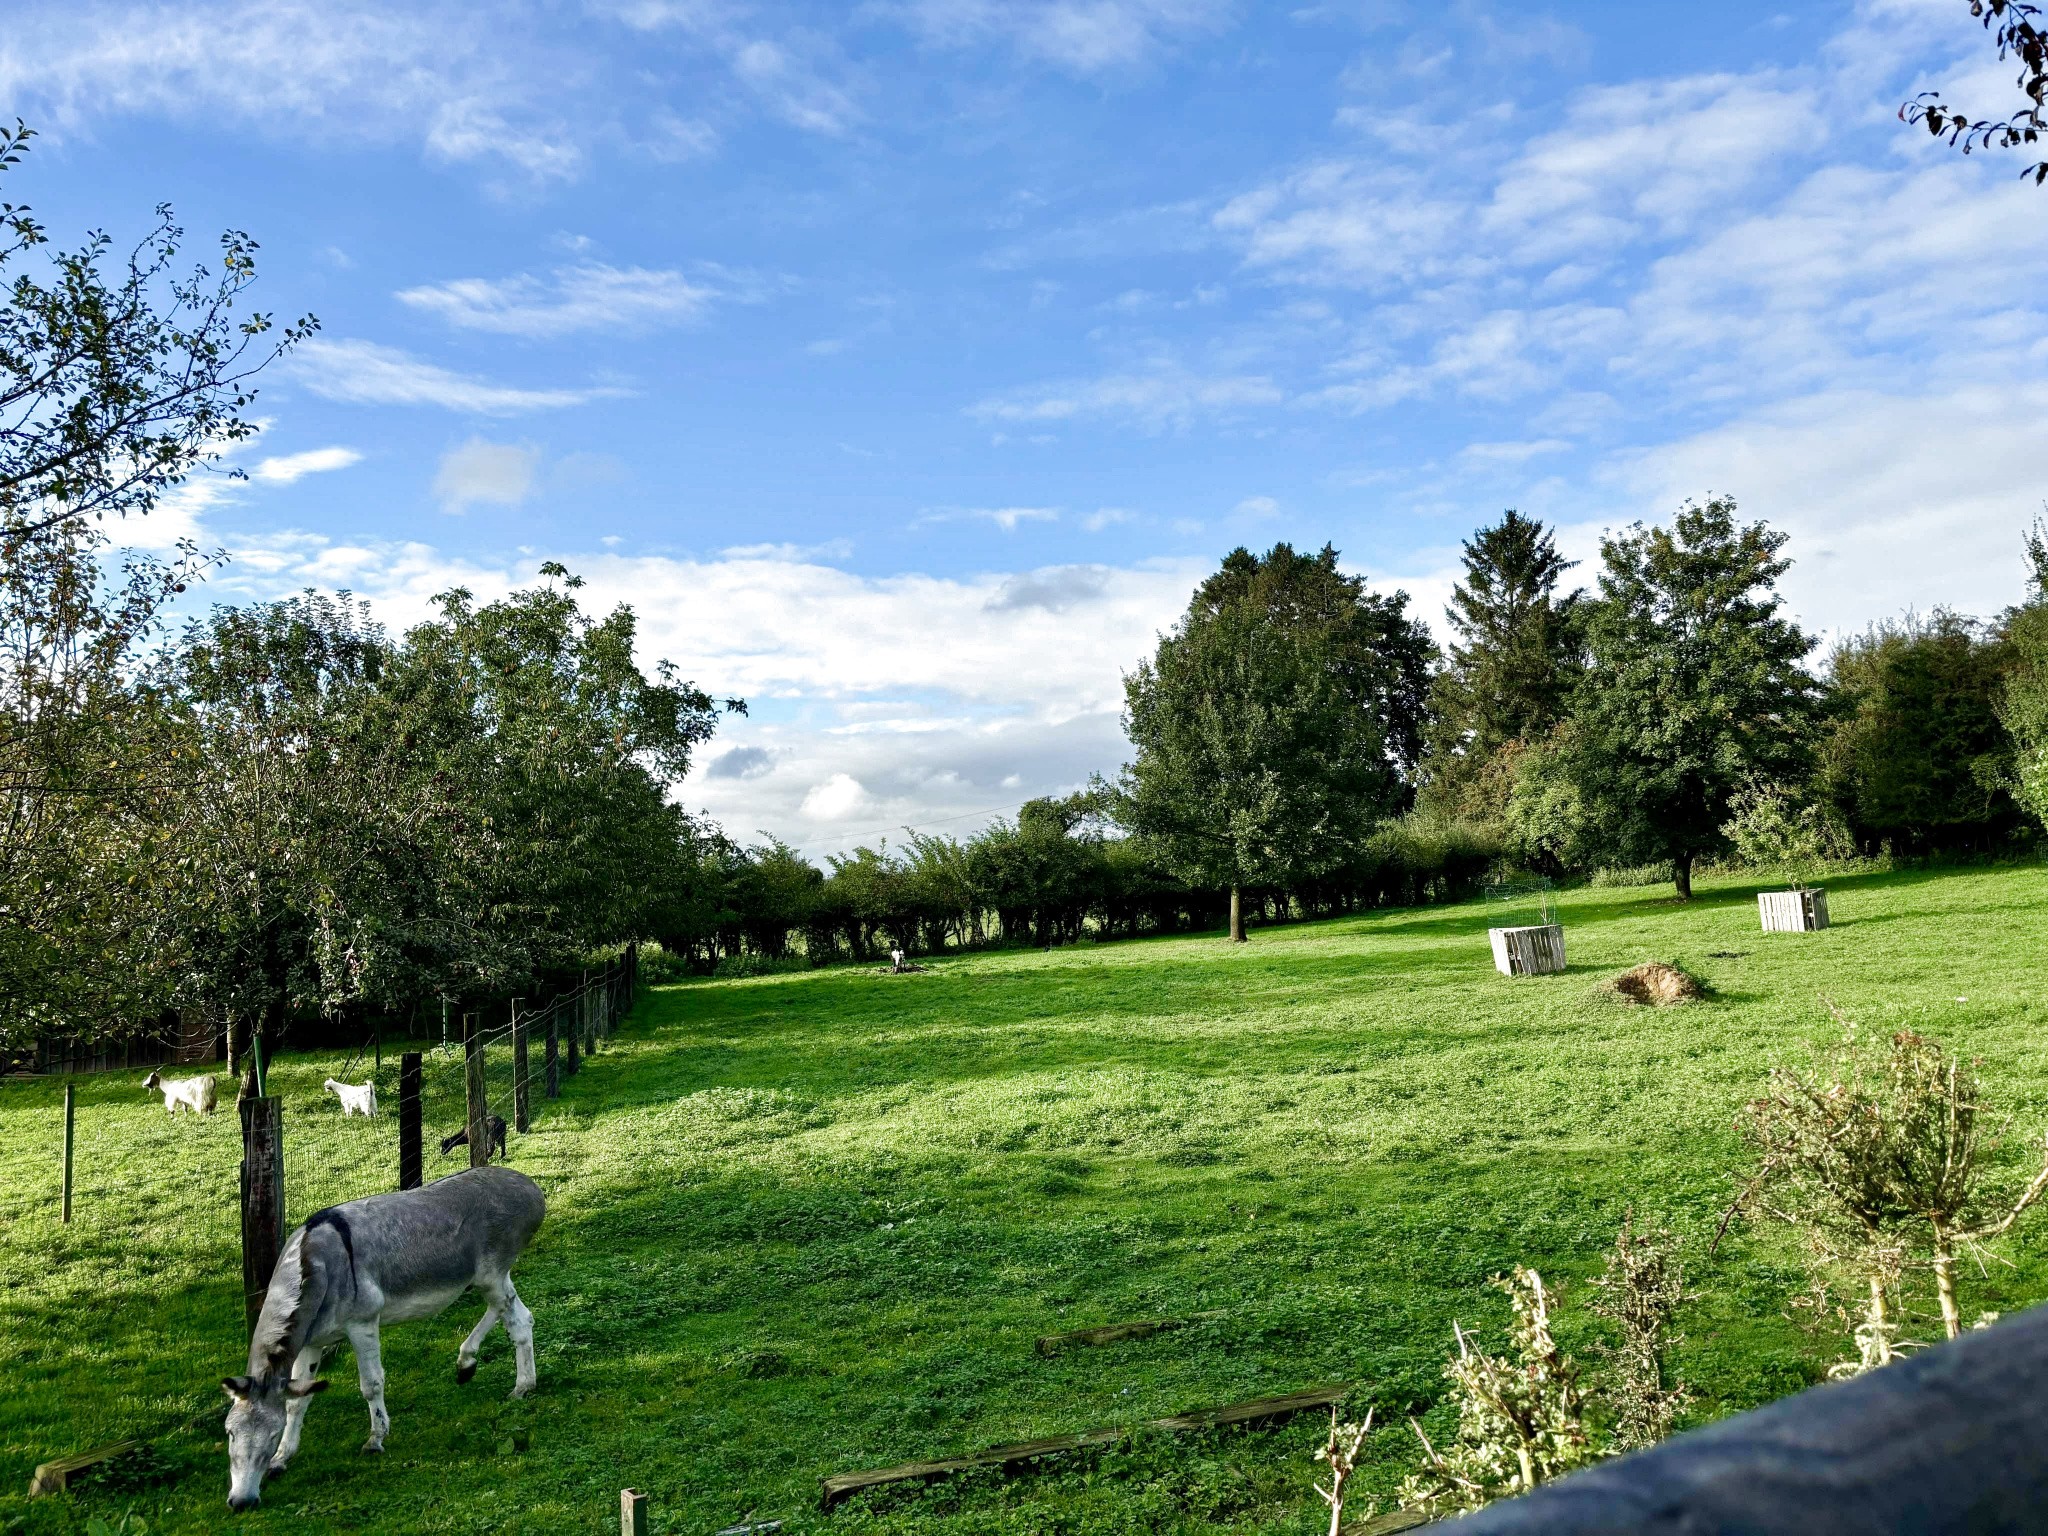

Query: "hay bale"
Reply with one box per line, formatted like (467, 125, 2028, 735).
(1606, 961, 1703, 1006)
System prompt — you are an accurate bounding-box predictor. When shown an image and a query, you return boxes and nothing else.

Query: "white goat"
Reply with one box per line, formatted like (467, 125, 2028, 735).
(143, 1069, 219, 1116)
(323, 1078, 378, 1118)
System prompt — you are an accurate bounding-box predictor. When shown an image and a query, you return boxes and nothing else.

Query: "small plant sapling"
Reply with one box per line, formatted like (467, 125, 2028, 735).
(1733, 1012, 2048, 1375)
(1589, 1213, 1692, 1450)
(1311, 1406, 1376, 1536)
(1720, 780, 1851, 892)
(1400, 1268, 1596, 1515)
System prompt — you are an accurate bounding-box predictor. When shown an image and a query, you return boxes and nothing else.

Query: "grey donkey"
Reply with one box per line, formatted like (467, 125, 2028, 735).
(221, 1165, 545, 1512)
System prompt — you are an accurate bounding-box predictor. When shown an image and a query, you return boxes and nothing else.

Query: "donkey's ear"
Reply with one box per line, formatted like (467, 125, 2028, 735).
(286, 1379, 330, 1399)
(222, 1376, 253, 1399)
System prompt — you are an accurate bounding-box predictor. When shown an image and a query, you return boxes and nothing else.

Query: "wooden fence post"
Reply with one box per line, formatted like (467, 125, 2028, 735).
(545, 1015, 560, 1098)
(60, 1081, 74, 1223)
(512, 1001, 530, 1135)
(240, 1096, 284, 1337)
(566, 1001, 581, 1078)
(464, 1013, 488, 1168)
(620, 1488, 648, 1536)
(398, 1052, 422, 1191)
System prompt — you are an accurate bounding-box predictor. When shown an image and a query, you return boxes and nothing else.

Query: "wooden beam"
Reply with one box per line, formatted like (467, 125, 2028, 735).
(620, 1487, 648, 1536)
(820, 1384, 1350, 1509)
(1356, 1510, 1431, 1534)
(29, 1439, 139, 1497)
(1034, 1310, 1225, 1357)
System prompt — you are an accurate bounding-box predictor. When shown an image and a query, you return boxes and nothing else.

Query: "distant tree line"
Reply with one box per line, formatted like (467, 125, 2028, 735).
(665, 499, 2048, 967)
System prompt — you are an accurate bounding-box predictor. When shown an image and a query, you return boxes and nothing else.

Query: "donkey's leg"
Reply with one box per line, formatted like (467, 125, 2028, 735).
(347, 1320, 390, 1453)
(456, 1282, 507, 1384)
(271, 1345, 324, 1470)
(503, 1280, 536, 1399)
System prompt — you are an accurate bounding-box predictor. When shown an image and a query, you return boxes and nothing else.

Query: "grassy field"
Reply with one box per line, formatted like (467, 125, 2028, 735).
(6, 864, 2048, 1535)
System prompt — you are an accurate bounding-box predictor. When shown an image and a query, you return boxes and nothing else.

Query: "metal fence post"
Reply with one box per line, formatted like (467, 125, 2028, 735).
(545, 1015, 560, 1098)
(240, 1096, 284, 1338)
(512, 1001, 530, 1135)
(60, 1081, 74, 1223)
(398, 1052, 422, 1191)
(464, 1012, 488, 1169)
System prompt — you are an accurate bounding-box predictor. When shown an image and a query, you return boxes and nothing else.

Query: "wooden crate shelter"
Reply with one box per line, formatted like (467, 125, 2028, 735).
(1758, 889, 1828, 933)
(1490, 923, 1566, 977)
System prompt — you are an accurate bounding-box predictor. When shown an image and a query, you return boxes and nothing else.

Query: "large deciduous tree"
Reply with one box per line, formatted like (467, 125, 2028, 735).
(1117, 544, 1429, 941)
(1822, 611, 2020, 854)
(1571, 498, 1823, 899)
(0, 122, 313, 537)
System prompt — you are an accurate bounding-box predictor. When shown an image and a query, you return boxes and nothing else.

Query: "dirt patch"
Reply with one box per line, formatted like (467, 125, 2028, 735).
(1605, 961, 1705, 1006)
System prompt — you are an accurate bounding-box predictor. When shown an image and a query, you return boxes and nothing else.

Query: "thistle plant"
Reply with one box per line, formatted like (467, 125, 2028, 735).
(1589, 1213, 1692, 1449)
(1400, 1268, 1596, 1515)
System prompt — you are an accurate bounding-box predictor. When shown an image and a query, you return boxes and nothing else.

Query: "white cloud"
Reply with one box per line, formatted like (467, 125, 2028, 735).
(0, 1, 587, 181)
(971, 366, 1282, 429)
(295, 339, 622, 414)
(433, 439, 541, 514)
(1610, 380, 2048, 640)
(251, 446, 363, 483)
(801, 772, 871, 821)
(1082, 507, 1134, 532)
(887, 0, 1234, 73)
(920, 506, 1061, 532)
(1233, 494, 1279, 519)
(396, 264, 729, 338)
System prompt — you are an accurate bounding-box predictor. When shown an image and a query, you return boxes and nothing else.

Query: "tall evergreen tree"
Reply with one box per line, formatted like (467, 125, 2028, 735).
(1423, 511, 1583, 815)
(1571, 498, 1823, 899)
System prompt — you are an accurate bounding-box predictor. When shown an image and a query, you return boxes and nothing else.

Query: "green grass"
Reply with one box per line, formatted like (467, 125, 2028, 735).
(7, 864, 2048, 1535)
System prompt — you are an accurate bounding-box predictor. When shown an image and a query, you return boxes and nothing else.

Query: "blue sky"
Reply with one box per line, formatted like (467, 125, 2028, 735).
(8, 0, 2046, 853)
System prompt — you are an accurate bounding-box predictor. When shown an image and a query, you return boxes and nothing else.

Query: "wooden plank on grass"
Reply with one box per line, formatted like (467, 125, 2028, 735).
(819, 1384, 1350, 1508)
(1035, 1310, 1224, 1357)
(1355, 1509, 1432, 1534)
(29, 1439, 139, 1497)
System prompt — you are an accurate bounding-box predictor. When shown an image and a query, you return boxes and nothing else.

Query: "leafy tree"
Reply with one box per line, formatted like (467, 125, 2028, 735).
(1570, 498, 1823, 899)
(0, 520, 203, 1048)
(0, 120, 309, 1046)
(1118, 546, 1427, 941)
(1721, 780, 1854, 890)
(2001, 519, 2048, 832)
(158, 593, 420, 1069)
(385, 565, 733, 996)
(1901, 1, 2048, 184)
(1192, 544, 1436, 783)
(1422, 511, 1584, 818)
(0, 123, 313, 538)
(1821, 611, 2019, 853)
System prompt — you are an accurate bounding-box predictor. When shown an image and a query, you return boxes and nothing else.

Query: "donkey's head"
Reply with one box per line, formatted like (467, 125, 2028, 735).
(222, 1372, 326, 1511)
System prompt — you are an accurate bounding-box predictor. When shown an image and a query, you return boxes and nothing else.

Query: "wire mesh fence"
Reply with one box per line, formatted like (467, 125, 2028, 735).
(16, 947, 641, 1275)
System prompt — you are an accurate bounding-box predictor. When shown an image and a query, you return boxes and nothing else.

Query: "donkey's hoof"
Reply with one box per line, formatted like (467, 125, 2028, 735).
(508, 1383, 533, 1401)
(456, 1361, 477, 1384)
(266, 1458, 292, 1476)
(361, 1437, 386, 1454)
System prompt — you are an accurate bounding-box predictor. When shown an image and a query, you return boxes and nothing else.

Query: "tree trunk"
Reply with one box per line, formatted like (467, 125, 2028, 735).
(1868, 1274, 1894, 1366)
(1933, 1224, 1963, 1340)
(1228, 886, 1246, 943)
(1674, 852, 1693, 901)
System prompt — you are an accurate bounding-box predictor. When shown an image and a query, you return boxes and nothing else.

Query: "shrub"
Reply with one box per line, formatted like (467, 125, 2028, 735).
(712, 952, 811, 979)
(1589, 862, 1669, 888)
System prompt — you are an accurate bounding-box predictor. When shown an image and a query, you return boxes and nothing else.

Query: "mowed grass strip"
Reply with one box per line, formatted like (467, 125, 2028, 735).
(5, 865, 2048, 1535)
